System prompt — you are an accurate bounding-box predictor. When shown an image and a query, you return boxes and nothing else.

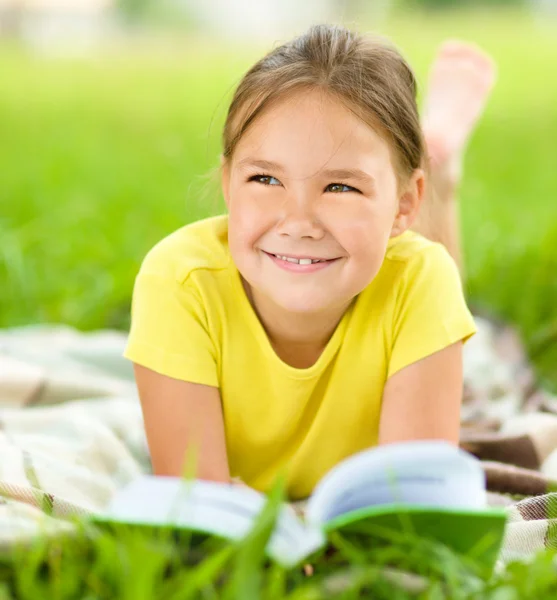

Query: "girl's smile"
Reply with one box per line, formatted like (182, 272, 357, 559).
(262, 250, 341, 273)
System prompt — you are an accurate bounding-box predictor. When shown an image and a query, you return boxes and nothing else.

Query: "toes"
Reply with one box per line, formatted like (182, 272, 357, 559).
(428, 40, 497, 96)
(434, 40, 497, 81)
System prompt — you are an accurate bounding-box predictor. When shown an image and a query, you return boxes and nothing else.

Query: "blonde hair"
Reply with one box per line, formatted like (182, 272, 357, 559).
(222, 24, 424, 183)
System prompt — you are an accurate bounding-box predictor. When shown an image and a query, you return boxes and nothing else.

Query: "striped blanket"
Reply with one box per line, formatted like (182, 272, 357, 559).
(1, 319, 557, 563)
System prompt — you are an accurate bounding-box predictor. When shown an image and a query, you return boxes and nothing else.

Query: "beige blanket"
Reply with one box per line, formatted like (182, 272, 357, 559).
(1, 319, 557, 564)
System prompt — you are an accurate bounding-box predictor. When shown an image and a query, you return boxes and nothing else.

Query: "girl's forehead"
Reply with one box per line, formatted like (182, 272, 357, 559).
(232, 89, 393, 174)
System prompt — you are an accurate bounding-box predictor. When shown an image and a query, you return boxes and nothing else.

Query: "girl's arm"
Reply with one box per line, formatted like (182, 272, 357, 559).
(133, 364, 230, 482)
(377, 341, 462, 445)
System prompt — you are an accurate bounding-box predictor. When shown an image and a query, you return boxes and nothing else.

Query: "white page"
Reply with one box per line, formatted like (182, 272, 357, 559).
(306, 440, 487, 525)
(102, 476, 324, 567)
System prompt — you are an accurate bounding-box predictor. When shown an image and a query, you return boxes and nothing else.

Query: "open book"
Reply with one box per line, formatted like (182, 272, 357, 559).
(94, 440, 507, 569)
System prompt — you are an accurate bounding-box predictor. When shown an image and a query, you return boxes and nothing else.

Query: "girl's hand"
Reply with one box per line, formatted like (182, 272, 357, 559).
(378, 341, 463, 445)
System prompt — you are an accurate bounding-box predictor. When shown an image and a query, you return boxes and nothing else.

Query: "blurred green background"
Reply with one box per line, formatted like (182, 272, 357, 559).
(1, 2, 557, 387)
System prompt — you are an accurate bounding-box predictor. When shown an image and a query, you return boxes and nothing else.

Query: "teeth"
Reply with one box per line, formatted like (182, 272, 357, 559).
(274, 254, 324, 265)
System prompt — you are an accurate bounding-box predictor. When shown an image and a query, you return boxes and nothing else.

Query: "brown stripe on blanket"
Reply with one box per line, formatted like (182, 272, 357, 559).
(513, 494, 557, 551)
(482, 461, 557, 497)
(514, 493, 557, 521)
(25, 378, 48, 407)
(460, 432, 541, 470)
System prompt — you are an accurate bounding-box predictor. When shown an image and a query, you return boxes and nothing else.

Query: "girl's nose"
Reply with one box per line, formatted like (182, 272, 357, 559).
(276, 196, 325, 240)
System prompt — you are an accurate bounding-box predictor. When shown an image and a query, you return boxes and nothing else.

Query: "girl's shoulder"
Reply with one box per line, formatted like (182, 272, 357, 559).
(385, 230, 446, 264)
(361, 230, 461, 307)
(383, 230, 458, 280)
(137, 215, 232, 284)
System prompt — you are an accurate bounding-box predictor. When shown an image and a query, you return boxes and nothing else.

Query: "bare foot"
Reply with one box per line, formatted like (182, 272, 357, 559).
(422, 41, 497, 186)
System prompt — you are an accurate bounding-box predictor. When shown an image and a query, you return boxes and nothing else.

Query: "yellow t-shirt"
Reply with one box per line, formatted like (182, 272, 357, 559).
(124, 215, 476, 499)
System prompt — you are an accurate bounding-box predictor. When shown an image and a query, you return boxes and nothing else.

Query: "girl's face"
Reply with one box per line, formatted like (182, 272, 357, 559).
(222, 89, 422, 315)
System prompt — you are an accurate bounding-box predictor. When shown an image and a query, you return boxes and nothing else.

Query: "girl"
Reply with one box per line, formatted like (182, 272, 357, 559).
(124, 25, 483, 500)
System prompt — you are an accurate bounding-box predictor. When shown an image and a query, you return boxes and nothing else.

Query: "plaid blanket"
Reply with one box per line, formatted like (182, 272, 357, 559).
(1, 319, 557, 564)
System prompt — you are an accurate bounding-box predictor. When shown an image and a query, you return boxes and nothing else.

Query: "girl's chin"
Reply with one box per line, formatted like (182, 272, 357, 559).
(242, 275, 355, 315)
(267, 294, 347, 316)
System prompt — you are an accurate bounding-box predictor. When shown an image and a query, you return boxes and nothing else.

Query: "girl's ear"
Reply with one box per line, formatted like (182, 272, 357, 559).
(390, 168, 425, 238)
(221, 154, 231, 209)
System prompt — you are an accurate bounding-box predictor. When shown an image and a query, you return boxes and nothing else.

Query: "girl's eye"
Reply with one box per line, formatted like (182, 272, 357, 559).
(326, 183, 359, 193)
(249, 174, 281, 186)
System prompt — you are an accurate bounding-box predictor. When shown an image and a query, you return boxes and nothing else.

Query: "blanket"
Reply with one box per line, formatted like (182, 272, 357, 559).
(1, 318, 557, 565)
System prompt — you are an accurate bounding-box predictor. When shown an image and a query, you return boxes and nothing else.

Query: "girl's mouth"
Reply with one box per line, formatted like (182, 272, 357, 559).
(262, 251, 339, 272)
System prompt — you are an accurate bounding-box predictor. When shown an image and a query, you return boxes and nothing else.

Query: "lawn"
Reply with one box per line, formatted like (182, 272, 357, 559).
(3, 489, 557, 599)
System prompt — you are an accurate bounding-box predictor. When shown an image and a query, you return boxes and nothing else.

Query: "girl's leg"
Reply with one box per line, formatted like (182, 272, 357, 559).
(415, 41, 497, 272)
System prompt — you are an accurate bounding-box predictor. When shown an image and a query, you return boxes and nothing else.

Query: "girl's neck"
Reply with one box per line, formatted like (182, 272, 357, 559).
(242, 279, 352, 368)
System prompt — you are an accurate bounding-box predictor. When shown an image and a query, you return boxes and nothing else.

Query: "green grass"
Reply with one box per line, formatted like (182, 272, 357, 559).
(1, 493, 557, 599)
(1, 9, 557, 385)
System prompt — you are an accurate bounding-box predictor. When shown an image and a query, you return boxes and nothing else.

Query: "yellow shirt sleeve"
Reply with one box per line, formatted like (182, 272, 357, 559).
(387, 243, 476, 379)
(124, 270, 219, 387)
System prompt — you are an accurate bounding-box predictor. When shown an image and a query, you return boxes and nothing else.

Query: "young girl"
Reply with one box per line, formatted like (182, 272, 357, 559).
(124, 25, 488, 501)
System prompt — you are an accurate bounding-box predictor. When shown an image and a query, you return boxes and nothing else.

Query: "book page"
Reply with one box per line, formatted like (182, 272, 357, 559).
(102, 476, 324, 566)
(305, 440, 487, 525)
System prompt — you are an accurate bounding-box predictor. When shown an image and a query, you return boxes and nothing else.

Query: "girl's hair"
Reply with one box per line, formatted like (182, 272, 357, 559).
(222, 24, 425, 183)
